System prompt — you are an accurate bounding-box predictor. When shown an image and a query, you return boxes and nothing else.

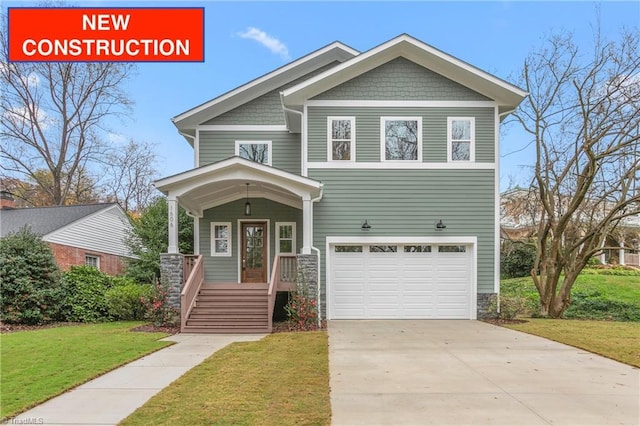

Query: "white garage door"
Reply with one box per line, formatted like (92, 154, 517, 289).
(329, 243, 472, 319)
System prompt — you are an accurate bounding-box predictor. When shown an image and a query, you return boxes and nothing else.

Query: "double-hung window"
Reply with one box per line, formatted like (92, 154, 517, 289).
(211, 222, 231, 256)
(85, 255, 100, 269)
(448, 117, 475, 162)
(275, 222, 296, 254)
(235, 141, 272, 165)
(328, 117, 355, 161)
(381, 117, 422, 161)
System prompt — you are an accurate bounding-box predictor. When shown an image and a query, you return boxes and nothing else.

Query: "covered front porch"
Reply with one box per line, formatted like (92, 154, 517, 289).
(155, 157, 322, 333)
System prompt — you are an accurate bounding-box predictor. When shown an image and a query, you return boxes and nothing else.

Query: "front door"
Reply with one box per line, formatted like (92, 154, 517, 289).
(241, 222, 268, 283)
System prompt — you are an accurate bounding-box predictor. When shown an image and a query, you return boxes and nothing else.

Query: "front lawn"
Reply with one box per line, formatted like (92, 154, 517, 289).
(505, 319, 640, 368)
(121, 331, 330, 426)
(0, 322, 171, 419)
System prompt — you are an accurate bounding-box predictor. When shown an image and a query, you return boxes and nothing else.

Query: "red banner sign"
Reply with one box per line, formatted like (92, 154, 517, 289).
(8, 7, 205, 62)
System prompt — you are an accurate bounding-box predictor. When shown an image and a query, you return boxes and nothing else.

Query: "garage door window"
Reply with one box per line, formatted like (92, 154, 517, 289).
(370, 245, 397, 253)
(404, 245, 432, 253)
(438, 245, 466, 253)
(335, 245, 363, 253)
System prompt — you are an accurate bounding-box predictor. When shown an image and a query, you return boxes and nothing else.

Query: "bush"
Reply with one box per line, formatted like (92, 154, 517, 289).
(105, 278, 153, 320)
(581, 266, 640, 276)
(0, 227, 63, 324)
(501, 241, 536, 279)
(61, 266, 113, 322)
(284, 267, 318, 331)
(487, 294, 532, 320)
(141, 280, 179, 326)
(564, 291, 640, 321)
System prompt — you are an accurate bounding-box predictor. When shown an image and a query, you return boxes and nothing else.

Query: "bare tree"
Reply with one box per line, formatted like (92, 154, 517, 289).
(0, 22, 134, 206)
(102, 139, 158, 212)
(512, 27, 640, 317)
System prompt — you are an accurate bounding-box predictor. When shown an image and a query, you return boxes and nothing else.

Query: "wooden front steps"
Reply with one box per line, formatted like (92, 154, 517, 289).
(182, 283, 270, 334)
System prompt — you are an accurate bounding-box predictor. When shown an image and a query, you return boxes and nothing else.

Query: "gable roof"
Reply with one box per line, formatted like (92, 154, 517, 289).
(172, 41, 359, 135)
(281, 34, 527, 114)
(0, 203, 117, 238)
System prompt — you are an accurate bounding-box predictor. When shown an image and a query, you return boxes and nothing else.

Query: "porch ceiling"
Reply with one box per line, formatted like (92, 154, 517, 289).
(154, 157, 323, 217)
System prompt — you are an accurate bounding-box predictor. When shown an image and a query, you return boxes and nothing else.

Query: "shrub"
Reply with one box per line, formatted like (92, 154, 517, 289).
(0, 227, 63, 324)
(142, 280, 179, 326)
(564, 291, 640, 321)
(284, 267, 318, 331)
(581, 266, 640, 276)
(105, 278, 153, 320)
(501, 241, 536, 279)
(61, 266, 113, 322)
(487, 294, 532, 320)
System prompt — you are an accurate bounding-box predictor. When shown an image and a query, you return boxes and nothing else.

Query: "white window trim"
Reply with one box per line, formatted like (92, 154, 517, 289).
(235, 140, 272, 166)
(85, 254, 100, 269)
(447, 117, 475, 162)
(211, 222, 232, 257)
(327, 116, 356, 162)
(275, 222, 297, 254)
(380, 117, 423, 162)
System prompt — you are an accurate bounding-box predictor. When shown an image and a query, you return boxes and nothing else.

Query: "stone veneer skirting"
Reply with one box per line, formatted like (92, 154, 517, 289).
(160, 253, 183, 309)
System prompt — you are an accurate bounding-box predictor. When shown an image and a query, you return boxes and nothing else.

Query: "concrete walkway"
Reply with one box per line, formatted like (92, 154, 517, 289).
(329, 320, 640, 426)
(12, 333, 265, 426)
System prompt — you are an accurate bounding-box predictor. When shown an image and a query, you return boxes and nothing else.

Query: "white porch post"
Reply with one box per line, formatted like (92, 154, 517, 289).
(302, 195, 312, 255)
(619, 240, 626, 266)
(167, 195, 179, 254)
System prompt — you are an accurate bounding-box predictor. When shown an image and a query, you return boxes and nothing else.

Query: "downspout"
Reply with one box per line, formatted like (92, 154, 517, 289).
(310, 187, 323, 326)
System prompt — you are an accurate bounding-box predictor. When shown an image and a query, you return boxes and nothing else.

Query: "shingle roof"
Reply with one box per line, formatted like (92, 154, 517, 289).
(0, 203, 115, 237)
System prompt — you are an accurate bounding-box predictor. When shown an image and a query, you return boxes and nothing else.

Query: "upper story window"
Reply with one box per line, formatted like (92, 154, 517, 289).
(381, 117, 422, 161)
(328, 117, 355, 161)
(448, 117, 475, 162)
(235, 141, 272, 166)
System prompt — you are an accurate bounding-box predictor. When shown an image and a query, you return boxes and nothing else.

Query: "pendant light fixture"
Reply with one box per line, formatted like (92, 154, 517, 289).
(244, 183, 251, 216)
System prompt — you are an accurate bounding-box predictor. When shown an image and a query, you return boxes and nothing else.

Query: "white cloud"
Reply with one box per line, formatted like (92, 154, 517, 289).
(237, 27, 290, 61)
(107, 132, 127, 145)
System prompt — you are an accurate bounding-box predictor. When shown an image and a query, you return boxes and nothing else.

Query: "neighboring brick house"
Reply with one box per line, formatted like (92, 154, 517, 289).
(0, 196, 135, 275)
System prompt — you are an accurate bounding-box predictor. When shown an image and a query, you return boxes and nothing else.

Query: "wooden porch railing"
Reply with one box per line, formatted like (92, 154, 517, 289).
(181, 254, 204, 332)
(267, 254, 297, 332)
(183, 255, 200, 286)
(624, 253, 639, 266)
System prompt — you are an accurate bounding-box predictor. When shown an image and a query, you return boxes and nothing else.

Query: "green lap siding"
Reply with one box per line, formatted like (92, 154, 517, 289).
(308, 169, 496, 314)
(198, 131, 301, 175)
(199, 199, 302, 282)
(308, 107, 495, 163)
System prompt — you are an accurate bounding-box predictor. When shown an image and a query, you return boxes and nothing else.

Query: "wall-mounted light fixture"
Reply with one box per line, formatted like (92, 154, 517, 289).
(435, 219, 447, 230)
(361, 220, 371, 231)
(244, 183, 251, 216)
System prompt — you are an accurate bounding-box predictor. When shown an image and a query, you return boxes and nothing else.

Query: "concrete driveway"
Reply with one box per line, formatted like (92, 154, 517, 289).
(328, 320, 639, 425)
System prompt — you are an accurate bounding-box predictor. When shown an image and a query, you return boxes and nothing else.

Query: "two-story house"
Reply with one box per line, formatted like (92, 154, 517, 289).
(155, 34, 527, 333)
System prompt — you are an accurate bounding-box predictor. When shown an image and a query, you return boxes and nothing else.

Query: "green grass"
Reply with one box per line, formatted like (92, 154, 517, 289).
(0, 322, 171, 419)
(505, 319, 640, 368)
(501, 273, 640, 321)
(121, 332, 330, 426)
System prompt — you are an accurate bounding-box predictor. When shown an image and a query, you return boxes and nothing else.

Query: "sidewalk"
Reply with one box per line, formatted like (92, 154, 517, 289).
(10, 333, 265, 426)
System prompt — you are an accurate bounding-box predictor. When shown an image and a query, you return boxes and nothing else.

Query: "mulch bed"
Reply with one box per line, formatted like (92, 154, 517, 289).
(130, 324, 180, 334)
(1, 321, 325, 335)
(481, 318, 529, 326)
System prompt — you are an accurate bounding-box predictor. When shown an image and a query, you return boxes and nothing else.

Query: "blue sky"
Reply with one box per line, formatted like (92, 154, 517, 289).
(4, 1, 640, 189)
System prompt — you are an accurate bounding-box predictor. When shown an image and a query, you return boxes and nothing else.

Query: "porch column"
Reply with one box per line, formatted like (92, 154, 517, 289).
(302, 195, 312, 255)
(619, 240, 626, 266)
(167, 195, 179, 254)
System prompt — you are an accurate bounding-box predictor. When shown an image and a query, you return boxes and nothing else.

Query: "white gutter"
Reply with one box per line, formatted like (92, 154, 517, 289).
(310, 189, 324, 325)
